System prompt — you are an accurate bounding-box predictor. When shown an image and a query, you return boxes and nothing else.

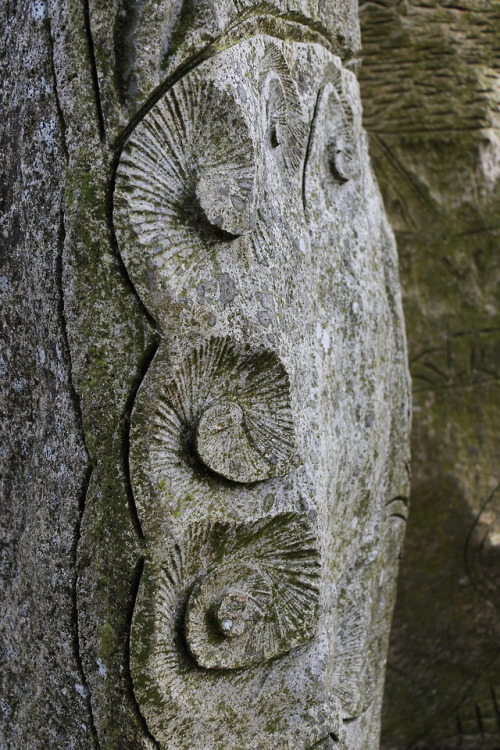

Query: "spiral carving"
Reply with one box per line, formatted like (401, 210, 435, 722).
(150, 336, 299, 486)
(132, 514, 321, 678)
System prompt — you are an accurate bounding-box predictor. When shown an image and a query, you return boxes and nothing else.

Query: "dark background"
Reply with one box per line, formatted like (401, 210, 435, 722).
(359, 2, 500, 747)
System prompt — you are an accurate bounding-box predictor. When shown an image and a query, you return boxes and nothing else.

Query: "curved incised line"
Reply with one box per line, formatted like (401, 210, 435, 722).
(302, 86, 322, 216)
(110, 17, 326, 536)
(112, 8, 345, 154)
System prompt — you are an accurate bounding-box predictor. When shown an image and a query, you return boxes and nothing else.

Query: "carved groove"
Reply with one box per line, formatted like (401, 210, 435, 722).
(56, 209, 101, 748)
(126, 557, 160, 749)
(83, 0, 105, 140)
(150, 336, 298, 487)
(133, 514, 320, 676)
(302, 67, 360, 217)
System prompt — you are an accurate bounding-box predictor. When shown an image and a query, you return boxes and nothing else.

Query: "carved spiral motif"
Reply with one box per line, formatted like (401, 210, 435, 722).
(185, 562, 274, 668)
(150, 336, 299, 486)
(114, 72, 256, 319)
(133, 514, 321, 675)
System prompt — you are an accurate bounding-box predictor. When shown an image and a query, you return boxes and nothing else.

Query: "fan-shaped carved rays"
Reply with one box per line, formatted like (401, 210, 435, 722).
(150, 336, 298, 488)
(259, 43, 306, 174)
(132, 513, 320, 678)
(114, 73, 256, 319)
(113, 42, 309, 322)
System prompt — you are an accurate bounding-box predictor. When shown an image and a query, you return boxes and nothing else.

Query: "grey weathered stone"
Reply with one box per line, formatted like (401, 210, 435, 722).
(1, 2, 410, 748)
(0, 4, 95, 748)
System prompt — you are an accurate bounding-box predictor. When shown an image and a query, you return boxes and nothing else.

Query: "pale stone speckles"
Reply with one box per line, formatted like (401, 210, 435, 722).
(0, 1, 408, 748)
(31, 0, 48, 21)
(112, 29, 410, 750)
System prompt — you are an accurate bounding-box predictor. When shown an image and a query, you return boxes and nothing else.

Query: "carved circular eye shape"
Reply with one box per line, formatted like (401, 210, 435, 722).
(195, 172, 255, 239)
(178, 514, 321, 672)
(195, 400, 275, 483)
(130, 513, 320, 719)
(215, 591, 251, 638)
(326, 141, 349, 185)
(185, 563, 272, 669)
(114, 75, 257, 321)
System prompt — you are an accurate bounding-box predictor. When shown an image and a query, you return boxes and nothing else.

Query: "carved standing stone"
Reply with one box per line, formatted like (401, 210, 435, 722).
(109, 26, 411, 749)
(2, 2, 410, 749)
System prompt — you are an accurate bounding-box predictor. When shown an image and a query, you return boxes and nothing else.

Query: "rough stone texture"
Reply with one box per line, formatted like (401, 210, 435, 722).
(2, 1, 410, 749)
(359, 3, 500, 748)
(0, 2, 96, 748)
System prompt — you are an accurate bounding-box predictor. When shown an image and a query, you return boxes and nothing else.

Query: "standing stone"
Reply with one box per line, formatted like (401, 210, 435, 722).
(1, 2, 410, 748)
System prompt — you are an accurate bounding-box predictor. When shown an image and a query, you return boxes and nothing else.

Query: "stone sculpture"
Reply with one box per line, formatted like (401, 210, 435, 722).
(2, 2, 410, 749)
(110, 27, 410, 749)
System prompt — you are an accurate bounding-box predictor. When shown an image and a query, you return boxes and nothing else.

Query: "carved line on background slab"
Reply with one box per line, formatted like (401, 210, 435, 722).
(370, 133, 440, 219)
(452, 655, 500, 747)
(83, 0, 105, 141)
(122, 338, 160, 542)
(126, 557, 160, 749)
(492, 685, 500, 734)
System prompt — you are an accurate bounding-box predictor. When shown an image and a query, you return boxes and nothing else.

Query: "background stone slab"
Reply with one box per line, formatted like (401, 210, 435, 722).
(359, 2, 500, 746)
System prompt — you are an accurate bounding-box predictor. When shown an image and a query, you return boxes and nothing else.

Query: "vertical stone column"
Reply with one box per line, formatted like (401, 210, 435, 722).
(2, 2, 411, 748)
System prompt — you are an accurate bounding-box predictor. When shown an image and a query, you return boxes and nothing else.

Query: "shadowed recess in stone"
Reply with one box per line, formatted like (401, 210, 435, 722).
(152, 336, 299, 485)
